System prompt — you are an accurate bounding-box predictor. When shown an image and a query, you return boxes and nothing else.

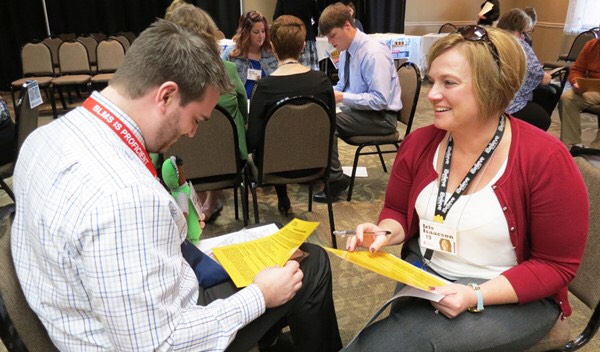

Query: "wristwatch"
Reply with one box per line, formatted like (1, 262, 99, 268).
(467, 283, 485, 312)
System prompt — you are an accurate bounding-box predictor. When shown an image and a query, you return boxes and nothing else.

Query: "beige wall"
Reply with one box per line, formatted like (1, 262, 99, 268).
(406, 0, 569, 63)
(405, 0, 481, 35)
(242, 0, 277, 23)
(242, 0, 570, 63)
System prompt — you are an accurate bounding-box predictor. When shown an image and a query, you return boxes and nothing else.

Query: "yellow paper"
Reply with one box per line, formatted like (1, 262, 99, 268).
(212, 219, 319, 287)
(328, 49, 341, 69)
(324, 247, 447, 291)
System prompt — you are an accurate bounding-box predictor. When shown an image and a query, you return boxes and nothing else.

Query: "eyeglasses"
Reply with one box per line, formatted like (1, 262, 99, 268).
(456, 25, 501, 67)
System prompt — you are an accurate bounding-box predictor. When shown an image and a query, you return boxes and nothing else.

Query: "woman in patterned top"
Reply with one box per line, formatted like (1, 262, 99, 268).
(498, 8, 552, 130)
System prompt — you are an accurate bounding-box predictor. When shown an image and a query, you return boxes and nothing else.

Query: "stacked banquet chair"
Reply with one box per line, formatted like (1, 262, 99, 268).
(50, 40, 93, 119)
(9, 42, 55, 113)
(109, 34, 130, 52)
(42, 36, 62, 74)
(77, 34, 99, 72)
(91, 38, 126, 89)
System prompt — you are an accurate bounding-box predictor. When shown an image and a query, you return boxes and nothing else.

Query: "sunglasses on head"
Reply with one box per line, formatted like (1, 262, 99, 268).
(456, 25, 501, 67)
(247, 10, 264, 21)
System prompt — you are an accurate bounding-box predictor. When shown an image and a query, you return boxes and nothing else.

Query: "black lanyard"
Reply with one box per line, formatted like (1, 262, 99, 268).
(423, 114, 506, 264)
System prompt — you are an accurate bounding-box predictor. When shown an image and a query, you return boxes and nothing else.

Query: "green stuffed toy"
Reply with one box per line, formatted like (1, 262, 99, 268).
(162, 156, 203, 245)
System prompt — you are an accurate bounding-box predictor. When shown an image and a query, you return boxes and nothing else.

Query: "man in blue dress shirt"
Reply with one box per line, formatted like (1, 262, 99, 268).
(314, 2, 402, 203)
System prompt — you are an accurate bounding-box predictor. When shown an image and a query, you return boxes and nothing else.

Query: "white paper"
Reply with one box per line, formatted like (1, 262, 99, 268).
(342, 166, 368, 177)
(197, 223, 280, 256)
(27, 81, 43, 108)
(394, 285, 445, 302)
(478, 2, 494, 17)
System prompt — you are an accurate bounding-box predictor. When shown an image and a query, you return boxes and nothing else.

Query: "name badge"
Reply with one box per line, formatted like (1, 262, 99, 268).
(419, 219, 457, 255)
(188, 181, 203, 216)
(247, 68, 262, 81)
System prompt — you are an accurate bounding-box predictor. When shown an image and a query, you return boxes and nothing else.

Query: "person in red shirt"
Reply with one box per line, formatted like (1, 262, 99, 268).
(343, 26, 588, 351)
(559, 38, 600, 149)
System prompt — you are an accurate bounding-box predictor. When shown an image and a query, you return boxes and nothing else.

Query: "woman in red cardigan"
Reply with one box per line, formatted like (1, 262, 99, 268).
(343, 26, 589, 352)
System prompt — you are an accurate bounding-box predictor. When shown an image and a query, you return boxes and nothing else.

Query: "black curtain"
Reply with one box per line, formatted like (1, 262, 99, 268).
(316, 0, 405, 34)
(0, 0, 403, 89)
(0, 0, 240, 89)
(0, 0, 48, 90)
(193, 0, 240, 39)
(364, 0, 405, 34)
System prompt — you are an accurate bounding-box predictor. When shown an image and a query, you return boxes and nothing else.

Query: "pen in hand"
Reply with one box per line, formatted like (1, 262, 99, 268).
(333, 230, 392, 237)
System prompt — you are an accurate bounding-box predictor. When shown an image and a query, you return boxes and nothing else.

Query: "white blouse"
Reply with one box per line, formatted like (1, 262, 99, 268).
(415, 146, 517, 280)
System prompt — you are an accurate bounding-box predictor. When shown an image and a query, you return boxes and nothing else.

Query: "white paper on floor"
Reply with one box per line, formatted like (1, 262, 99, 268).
(342, 166, 368, 177)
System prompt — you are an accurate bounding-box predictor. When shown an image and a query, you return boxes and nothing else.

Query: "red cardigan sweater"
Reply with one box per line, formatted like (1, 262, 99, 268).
(379, 117, 588, 317)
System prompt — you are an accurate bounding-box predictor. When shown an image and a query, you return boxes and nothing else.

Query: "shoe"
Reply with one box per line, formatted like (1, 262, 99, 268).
(277, 196, 292, 216)
(203, 201, 223, 223)
(313, 175, 350, 203)
(569, 144, 585, 152)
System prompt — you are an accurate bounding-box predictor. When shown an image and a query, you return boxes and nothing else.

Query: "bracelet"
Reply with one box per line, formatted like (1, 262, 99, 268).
(467, 283, 484, 312)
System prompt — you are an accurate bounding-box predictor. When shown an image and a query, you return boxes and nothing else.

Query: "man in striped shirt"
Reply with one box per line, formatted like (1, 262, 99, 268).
(12, 19, 341, 352)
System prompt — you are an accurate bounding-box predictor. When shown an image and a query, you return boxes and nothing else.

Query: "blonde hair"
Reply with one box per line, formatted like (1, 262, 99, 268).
(165, 0, 187, 18)
(426, 27, 526, 120)
(165, 3, 220, 52)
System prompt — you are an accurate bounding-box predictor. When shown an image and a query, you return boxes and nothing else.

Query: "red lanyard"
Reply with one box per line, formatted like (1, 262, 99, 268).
(82, 96, 157, 178)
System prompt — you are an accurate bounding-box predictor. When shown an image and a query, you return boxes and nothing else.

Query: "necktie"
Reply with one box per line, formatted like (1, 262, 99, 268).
(343, 51, 350, 92)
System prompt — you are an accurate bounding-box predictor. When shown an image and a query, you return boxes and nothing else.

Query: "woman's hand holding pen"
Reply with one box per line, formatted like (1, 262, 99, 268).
(345, 223, 392, 253)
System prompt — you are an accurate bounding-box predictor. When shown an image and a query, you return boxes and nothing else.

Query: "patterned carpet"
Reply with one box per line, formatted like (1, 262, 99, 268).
(0, 83, 598, 350)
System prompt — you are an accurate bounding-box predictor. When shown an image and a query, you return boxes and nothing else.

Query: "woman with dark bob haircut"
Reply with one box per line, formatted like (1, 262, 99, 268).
(247, 15, 335, 216)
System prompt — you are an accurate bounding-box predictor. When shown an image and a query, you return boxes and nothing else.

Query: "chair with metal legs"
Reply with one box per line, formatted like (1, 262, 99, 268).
(343, 61, 422, 201)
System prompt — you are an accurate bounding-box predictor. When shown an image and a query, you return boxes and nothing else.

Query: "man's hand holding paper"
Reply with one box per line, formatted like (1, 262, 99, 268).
(211, 219, 318, 287)
(254, 261, 303, 308)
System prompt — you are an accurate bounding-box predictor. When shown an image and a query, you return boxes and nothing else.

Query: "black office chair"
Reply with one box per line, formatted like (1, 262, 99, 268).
(532, 65, 570, 116)
(525, 157, 600, 351)
(583, 105, 600, 130)
(165, 105, 249, 226)
(544, 29, 598, 69)
(343, 62, 422, 201)
(244, 96, 338, 247)
(0, 81, 40, 201)
(0, 215, 58, 351)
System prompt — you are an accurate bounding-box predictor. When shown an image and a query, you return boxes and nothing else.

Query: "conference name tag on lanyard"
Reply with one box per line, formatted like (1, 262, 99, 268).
(188, 181, 203, 215)
(82, 96, 158, 178)
(419, 219, 458, 255)
(247, 68, 262, 81)
(421, 114, 506, 263)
